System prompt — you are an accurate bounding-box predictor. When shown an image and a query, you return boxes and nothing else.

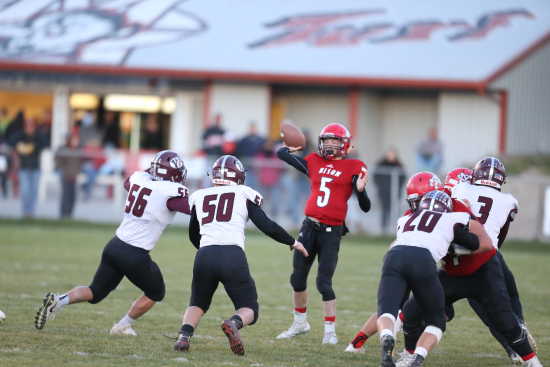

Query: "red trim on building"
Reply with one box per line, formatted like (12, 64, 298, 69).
(0, 60, 483, 90)
(484, 31, 550, 86)
(498, 90, 508, 155)
(202, 80, 212, 127)
(348, 87, 359, 137)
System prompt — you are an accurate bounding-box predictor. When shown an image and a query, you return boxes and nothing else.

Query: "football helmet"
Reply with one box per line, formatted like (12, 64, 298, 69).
(406, 171, 443, 211)
(211, 155, 246, 185)
(149, 150, 187, 184)
(444, 168, 473, 193)
(418, 190, 453, 213)
(472, 157, 506, 190)
(318, 123, 351, 160)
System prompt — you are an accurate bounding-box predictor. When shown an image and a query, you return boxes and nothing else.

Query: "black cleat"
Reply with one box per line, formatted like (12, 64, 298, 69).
(409, 354, 425, 367)
(221, 319, 245, 355)
(35, 292, 59, 330)
(380, 335, 396, 367)
(174, 334, 191, 352)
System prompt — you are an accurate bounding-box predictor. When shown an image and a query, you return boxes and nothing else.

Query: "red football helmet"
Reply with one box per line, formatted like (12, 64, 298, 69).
(418, 190, 453, 213)
(318, 123, 351, 160)
(472, 157, 506, 190)
(406, 171, 443, 211)
(149, 150, 187, 184)
(211, 155, 246, 185)
(444, 168, 473, 194)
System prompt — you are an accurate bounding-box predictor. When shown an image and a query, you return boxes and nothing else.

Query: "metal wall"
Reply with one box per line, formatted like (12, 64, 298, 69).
(490, 41, 550, 155)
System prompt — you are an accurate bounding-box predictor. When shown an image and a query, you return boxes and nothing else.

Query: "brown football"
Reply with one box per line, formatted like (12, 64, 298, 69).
(280, 121, 306, 148)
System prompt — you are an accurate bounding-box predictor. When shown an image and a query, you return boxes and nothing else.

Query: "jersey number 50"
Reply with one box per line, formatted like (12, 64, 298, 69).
(202, 193, 235, 224)
(317, 177, 333, 208)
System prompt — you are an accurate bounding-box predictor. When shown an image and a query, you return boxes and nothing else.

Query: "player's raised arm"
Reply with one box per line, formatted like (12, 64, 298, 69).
(352, 172, 371, 212)
(246, 200, 308, 257)
(166, 187, 191, 214)
(276, 146, 309, 175)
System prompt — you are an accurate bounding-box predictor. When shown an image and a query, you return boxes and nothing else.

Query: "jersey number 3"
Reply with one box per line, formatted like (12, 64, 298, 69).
(317, 177, 333, 207)
(125, 184, 152, 217)
(202, 192, 235, 224)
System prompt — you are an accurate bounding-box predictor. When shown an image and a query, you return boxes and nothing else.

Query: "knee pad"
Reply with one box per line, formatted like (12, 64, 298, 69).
(249, 302, 260, 326)
(316, 275, 335, 301)
(88, 286, 109, 304)
(290, 272, 307, 293)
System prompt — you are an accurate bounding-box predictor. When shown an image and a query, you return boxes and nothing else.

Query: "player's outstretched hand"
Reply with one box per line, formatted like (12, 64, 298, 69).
(284, 144, 303, 153)
(356, 171, 368, 192)
(292, 240, 309, 257)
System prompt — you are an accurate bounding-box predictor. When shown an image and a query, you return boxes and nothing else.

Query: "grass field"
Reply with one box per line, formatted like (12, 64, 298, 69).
(0, 219, 548, 367)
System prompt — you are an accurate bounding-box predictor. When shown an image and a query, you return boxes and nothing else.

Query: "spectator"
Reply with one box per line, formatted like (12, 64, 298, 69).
(0, 107, 11, 136)
(141, 114, 163, 150)
(77, 110, 100, 147)
(416, 127, 443, 174)
(0, 135, 11, 198)
(202, 113, 225, 158)
(9, 117, 47, 218)
(235, 122, 266, 190)
(102, 111, 121, 148)
(256, 140, 285, 217)
(81, 137, 106, 200)
(55, 134, 83, 218)
(373, 148, 406, 233)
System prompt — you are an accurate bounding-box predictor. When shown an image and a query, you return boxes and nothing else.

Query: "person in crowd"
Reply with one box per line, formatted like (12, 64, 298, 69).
(77, 110, 100, 147)
(102, 111, 121, 148)
(256, 140, 285, 217)
(9, 117, 47, 218)
(373, 148, 406, 233)
(0, 107, 11, 135)
(55, 134, 83, 218)
(141, 114, 164, 150)
(0, 134, 12, 198)
(416, 127, 443, 174)
(235, 121, 266, 190)
(80, 137, 106, 200)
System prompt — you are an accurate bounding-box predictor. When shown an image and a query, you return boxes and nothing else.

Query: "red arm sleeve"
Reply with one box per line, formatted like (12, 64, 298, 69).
(452, 198, 475, 218)
(166, 196, 191, 215)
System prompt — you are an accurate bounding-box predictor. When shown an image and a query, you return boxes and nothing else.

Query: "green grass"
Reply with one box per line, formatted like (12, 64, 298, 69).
(0, 219, 548, 367)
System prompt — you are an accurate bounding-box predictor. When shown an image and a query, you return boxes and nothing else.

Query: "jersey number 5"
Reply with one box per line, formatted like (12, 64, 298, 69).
(125, 184, 152, 217)
(317, 177, 333, 208)
(202, 192, 236, 225)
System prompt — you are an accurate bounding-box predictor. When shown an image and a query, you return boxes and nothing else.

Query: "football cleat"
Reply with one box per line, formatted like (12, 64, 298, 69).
(524, 356, 543, 367)
(276, 320, 311, 339)
(110, 323, 137, 336)
(322, 331, 338, 345)
(344, 343, 366, 353)
(408, 354, 425, 367)
(174, 334, 191, 352)
(380, 335, 396, 367)
(396, 351, 415, 367)
(508, 352, 522, 365)
(35, 292, 60, 330)
(221, 319, 245, 355)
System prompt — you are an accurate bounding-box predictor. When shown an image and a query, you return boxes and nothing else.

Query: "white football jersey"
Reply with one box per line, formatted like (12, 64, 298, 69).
(116, 171, 188, 251)
(393, 210, 470, 261)
(451, 182, 518, 248)
(190, 184, 263, 249)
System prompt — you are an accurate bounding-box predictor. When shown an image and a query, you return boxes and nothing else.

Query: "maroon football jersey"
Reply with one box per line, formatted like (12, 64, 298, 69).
(304, 153, 367, 226)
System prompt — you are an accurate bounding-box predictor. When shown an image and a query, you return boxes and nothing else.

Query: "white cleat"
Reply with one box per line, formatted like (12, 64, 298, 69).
(110, 323, 137, 336)
(35, 292, 60, 330)
(276, 320, 311, 339)
(322, 331, 338, 344)
(396, 350, 415, 367)
(524, 356, 543, 367)
(344, 343, 365, 353)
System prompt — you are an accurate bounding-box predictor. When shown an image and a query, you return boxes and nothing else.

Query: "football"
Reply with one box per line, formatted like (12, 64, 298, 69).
(280, 121, 306, 148)
(0, 310, 5, 323)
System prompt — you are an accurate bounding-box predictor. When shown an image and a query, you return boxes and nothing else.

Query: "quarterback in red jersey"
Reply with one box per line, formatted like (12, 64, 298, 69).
(275, 123, 371, 344)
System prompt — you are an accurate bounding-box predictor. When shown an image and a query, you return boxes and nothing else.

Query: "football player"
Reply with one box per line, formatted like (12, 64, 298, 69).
(400, 157, 543, 367)
(345, 171, 444, 353)
(34, 150, 191, 336)
(376, 190, 492, 367)
(275, 123, 371, 344)
(173, 155, 307, 355)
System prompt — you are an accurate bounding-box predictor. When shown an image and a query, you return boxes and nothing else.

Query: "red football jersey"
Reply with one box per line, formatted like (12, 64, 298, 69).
(442, 198, 496, 276)
(304, 153, 367, 226)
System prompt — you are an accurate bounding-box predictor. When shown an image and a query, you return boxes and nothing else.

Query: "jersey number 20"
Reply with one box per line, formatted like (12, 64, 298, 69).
(125, 184, 152, 217)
